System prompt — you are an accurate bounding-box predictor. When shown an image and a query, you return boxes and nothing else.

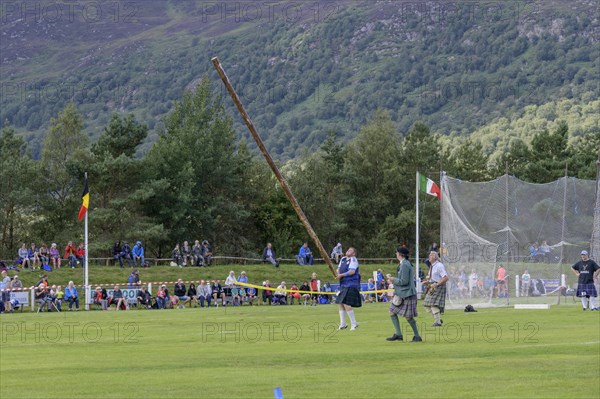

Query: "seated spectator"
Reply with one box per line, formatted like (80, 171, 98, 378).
(262, 280, 273, 305)
(187, 283, 198, 307)
(539, 240, 552, 263)
(49, 243, 61, 269)
(172, 244, 183, 267)
(201, 240, 213, 266)
(94, 286, 108, 310)
(29, 243, 40, 269)
(211, 281, 225, 307)
(289, 283, 301, 305)
(121, 241, 134, 267)
(174, 279, 191, 308)
(132, 241, 145, 268)
(330, 243, 343, 263)
(197, 280, 212, 308)
(231, 287, 241, 306)
(181, 241, 192, 266)
(156, 285, 168, 309)
(137, 286, 152, 308)
(274, 281, 288, 305)
(224, 270, 237, 298)
(75, 242, 85, 266)
(320, 282, 332, 304)
(262, 243, 279, 267)
(113, 241, 124, 268)
(18, 243, 30, 269)
(169, 294, 180, 309)
(35, 284, 53, 312)
(11, 275, 23, 290)
(297, 242, 314, 266)
(55, 284, 65, 311)
(310, 272, 319, 306)
(246, 286, 257, 305)
(237, 271, 248, 285)
(238, 287, 248, 305)
(128, 270, 140, 288)
(108, 285, 127, 310)
(192, 240, 204, 266)
(39, 243, 49, 267)
(64, 241, 77, 268)
(299, 281, 311, 305)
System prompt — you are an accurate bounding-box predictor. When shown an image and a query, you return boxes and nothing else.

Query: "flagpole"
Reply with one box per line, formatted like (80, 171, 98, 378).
(416, 171, 420, 272)
(84, 172, 89, 310)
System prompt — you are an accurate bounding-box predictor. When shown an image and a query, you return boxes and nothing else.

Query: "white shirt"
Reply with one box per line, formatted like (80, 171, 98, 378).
(225, 275, 237, 287)
(430, 261, 448, 283)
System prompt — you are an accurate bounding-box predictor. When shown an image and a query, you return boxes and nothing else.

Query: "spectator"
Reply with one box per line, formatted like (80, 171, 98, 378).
(48, 285, 58, 311)
(94, 286, 108, 310)
(172, 244, 183, 267)
(299, 281, 311, 305)
(289, 283, 300, 305)
(121, 241, 134, 267)
(310, 272, 319, 306)
(137, 286, 152, 309)
(1, 270, 12, 313)
(39, 243, 49, 266)
(201, 240, 213, 266)
(192, 240, 204, 266)
(35, 284, 51, 312)
(521, 270, 531, 297)
(36, 274, 49, 290)
(55, 284, 65, 311)
(113, 241, 124, 268)
(539, 240, 552, 263)
(181, 241, 192, 266)
(132, 241, 145, 267)
(211, 281, 225, 307)
(365, 278, 376, 303)
(331, 243, 343, 263)
(320, 282, 332, 304)
(246, 286, 257, 305)
(18, 243, 30, 269)
(128, 270, 140, 288)
(187, 283, 198, 307)
(11, 275, 23, 290)
(262, 280, 274, 305)
(238, 271, 248, 285)
(262, 243, 279, 267)
(174, 279, 191, 308)
(197, 280, 212, 308)
(468, 269, 478, 298)
(169, 294, 180, 309)
(64, 241, 77, 268)
(156, 285, 168, 309)
(274, 281, 287, 305)
(108, 285, 127, 311)
(297, 242, 314, 266)
(49, 243, 61, 269)
(496, 264, 507, 298)
(29, 243, 40, 269)
(224, 270, 237, 299)
(76, 242, 85, 267)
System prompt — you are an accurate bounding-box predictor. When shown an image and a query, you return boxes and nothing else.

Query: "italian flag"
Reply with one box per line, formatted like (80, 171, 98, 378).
(419, 174, 441, 199)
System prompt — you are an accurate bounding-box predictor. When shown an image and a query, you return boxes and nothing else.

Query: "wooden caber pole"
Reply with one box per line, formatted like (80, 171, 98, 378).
(211, 57, 337, 278)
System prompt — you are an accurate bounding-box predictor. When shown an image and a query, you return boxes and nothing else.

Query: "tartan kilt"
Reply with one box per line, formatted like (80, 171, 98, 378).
(423, 284, 446, 310)
(576, 283, 598, 297)
(389, 295, 418, 318)
(335, 286, 362, 308)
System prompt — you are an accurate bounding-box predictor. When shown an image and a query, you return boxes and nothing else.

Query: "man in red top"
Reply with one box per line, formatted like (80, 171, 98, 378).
(496, 265, 507, 298)
(310, 272, 319, 306)
(64, 241, 77, 268)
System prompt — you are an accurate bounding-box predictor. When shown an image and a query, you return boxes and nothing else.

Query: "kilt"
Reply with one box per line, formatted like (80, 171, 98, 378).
(335, 286, 362, 307)
(389, 295, 418, 318)
(423, 284, 446, 312)
(576, 283, 598, 297)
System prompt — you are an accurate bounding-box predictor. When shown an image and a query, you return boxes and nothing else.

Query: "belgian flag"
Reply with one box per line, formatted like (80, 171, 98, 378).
(78, 175, 89, 221)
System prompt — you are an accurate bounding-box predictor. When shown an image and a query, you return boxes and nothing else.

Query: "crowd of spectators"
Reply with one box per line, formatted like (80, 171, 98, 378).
(171, 240, 213, 267)
(13, 241, 86, 271)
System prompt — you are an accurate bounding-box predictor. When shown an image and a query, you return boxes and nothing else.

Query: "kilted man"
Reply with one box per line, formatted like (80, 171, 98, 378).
(423, 251, 448, 326)
(386, 247, 422, 342)
(335, 247, 361, 330)
(571, 250, 600, 311)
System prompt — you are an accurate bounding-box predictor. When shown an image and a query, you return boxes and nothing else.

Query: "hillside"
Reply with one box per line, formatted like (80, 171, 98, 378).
(1, 0, 598, 159)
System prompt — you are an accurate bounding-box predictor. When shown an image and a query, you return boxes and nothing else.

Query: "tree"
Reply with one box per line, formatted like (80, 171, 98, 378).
(91, 113, 148, 158)
(446, 138, 491, 181)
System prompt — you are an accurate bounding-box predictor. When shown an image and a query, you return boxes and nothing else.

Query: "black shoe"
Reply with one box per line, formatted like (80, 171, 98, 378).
(411, 336, 423, 342)
(386, 334, 403, 341)
(432, 321, 442, 327)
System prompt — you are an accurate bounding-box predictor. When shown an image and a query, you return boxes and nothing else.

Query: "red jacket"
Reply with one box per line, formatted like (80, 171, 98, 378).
(64, 245, 76, 258)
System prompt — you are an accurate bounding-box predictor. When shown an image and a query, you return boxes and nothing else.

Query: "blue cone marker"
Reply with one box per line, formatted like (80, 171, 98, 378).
(274, 386, 284, 399)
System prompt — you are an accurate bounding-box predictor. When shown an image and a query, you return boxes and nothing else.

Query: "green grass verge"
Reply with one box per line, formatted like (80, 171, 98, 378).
(1, 304, 598, 398)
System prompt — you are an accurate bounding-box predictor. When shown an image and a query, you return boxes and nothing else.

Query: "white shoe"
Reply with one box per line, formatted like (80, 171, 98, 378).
(338, 324, 348, 330)
(350, 323, 359, 331)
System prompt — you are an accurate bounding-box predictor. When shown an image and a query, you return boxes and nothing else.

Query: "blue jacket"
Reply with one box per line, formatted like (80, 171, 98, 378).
(132, 242, 144, 257)
(299, 246, 312, 257)
(263, 247, 276, 260)
(65, 286, 79, 299)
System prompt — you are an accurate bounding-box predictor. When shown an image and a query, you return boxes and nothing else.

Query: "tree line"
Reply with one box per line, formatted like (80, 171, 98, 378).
(1, 78, 597, 260)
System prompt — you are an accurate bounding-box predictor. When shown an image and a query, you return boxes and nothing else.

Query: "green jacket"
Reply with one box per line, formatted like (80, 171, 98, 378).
(392, 259, 417, 298)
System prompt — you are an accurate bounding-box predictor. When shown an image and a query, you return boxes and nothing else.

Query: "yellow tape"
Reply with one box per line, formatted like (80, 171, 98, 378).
(235, 281, 392, 296)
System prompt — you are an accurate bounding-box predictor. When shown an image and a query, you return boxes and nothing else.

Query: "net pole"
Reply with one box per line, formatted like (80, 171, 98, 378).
(211, 57, 337, 278)
(505, 166, 510, 305)
(416, 171, 420, 273)
(558, 164, 568, 305)
(592, 149, 600, 261)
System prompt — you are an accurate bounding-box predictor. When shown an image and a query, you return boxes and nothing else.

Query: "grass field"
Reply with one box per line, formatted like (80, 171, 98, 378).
(1, 301, 599, 398)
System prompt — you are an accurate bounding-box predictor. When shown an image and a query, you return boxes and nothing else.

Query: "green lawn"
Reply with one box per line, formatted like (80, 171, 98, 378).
(1, 303, 598, 398)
